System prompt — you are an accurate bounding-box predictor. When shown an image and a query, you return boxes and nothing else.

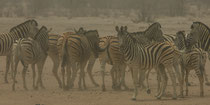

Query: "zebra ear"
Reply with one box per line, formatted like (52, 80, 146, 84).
(120, 26, 123, 31)
(115, 26, 120, 32)
(47, 28, 52, 33)
(124, 26, 127, 31)
(79, 27, 84, 31)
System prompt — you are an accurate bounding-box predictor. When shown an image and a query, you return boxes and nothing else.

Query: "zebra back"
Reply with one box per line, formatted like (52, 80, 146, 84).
(82, 30, 100, 57)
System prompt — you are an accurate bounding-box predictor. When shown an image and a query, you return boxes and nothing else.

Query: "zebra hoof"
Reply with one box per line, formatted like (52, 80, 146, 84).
(147, 89, 151, 94)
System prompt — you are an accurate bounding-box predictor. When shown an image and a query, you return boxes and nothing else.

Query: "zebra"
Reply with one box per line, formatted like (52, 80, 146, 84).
(98, 36, 128, 91)
(116, 26, 181, 100)
(174, 31, 206, 97)
(45, 27, 102, 89)
(11, 26, 50, 91)
(57, 29, 108, 90)
(1, 19, 39, 83)
(85, 22, 164, 91)
(186, 22, 210, 84)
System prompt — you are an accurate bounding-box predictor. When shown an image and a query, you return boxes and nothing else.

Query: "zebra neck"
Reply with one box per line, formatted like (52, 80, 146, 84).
(120, 38, 142, 62)
(199, 32, 210, 51)
(10, 30, 28, 39)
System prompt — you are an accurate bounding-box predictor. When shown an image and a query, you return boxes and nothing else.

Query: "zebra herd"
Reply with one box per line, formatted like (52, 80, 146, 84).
(1, 19, 210, 101)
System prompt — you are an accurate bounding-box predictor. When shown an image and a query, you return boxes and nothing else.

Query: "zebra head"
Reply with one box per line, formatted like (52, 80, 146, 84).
(188, 22, 210, 47)
(34, 26, 49, 52)
(74, 27, 86, 35)
(83, 30, 101, 57)
(144, 22, 164, 42)
(174, 31, 186, 50)
(115, 26, 129, 47)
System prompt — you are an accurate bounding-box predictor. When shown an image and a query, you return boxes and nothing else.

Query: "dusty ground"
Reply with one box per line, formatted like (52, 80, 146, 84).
(0, 16, 210, 105)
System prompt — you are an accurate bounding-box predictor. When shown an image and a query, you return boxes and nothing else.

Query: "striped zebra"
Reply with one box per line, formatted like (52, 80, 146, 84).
(47, 33, 62, 88)
(58, 29, 107, 90)
(11, 26, 50, 91)
(116, 26, 181, 100)
(1, 19, 39, 83)
(187, 22, 210, 84)
(46, 27, 101, 89)
(174, 31, 206, 97)
(98, 36, 128, 91)
(86, 22, 164, 91)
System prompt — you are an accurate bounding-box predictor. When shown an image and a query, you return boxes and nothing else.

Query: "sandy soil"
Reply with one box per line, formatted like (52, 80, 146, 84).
(0, 16, 210, 105)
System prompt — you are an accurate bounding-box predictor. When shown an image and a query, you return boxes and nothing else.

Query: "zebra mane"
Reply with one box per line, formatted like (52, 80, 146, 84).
(130, 31, 145, 35)
(34, 26, 47, 40)
(85, 30, 98, 33)
(192, 21, 210, 32)
(145, 22, 161, 32)
(10, 19, 38, 32)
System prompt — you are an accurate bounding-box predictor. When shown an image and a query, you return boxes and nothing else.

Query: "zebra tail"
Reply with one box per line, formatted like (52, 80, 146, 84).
(60, 35, 69, 67)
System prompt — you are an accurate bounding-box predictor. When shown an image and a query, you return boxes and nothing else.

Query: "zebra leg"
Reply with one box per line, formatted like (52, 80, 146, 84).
(87, 56, 99, 87)
(22, 64, 28, 90)
(156, 66, 167, 99)
(69, 62, 78, 88)
(11, 56, 19, 91)
(37, 57, 47, 89)
(31, 64, 36, 90)
(115, 67, 121, 90)
(80, 61, 88, 90)
(131, 66, 139, 101)
(66, 63, 71, 90)
(110, 66, 117, 90)
(185, 70, 189, 96)
(61, 64, 66, 90)
(173, 63, 182, 94)
(197, 66, 204, 97)
(100, 60, 106, 91)
(167, 67, 177, 99)
(120, 64, 129, 90)
(203, 69, 210, 86)
(138, 70, 146, 89)
(5, 55, 11, 83)
(156, 65, 166, 97)
(145, 69, 151, 94)
(156, 68, 161, 96)
(50, 54, 62, 88)
(180, 65, 185, 98)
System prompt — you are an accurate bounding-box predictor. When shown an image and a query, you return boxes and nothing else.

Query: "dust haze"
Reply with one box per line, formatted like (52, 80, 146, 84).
(0, 0, 210, 105)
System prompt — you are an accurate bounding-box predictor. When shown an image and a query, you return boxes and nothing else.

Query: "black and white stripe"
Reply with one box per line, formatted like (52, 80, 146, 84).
(11, 26, 49, 91)
(3, 19, 39, 83)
